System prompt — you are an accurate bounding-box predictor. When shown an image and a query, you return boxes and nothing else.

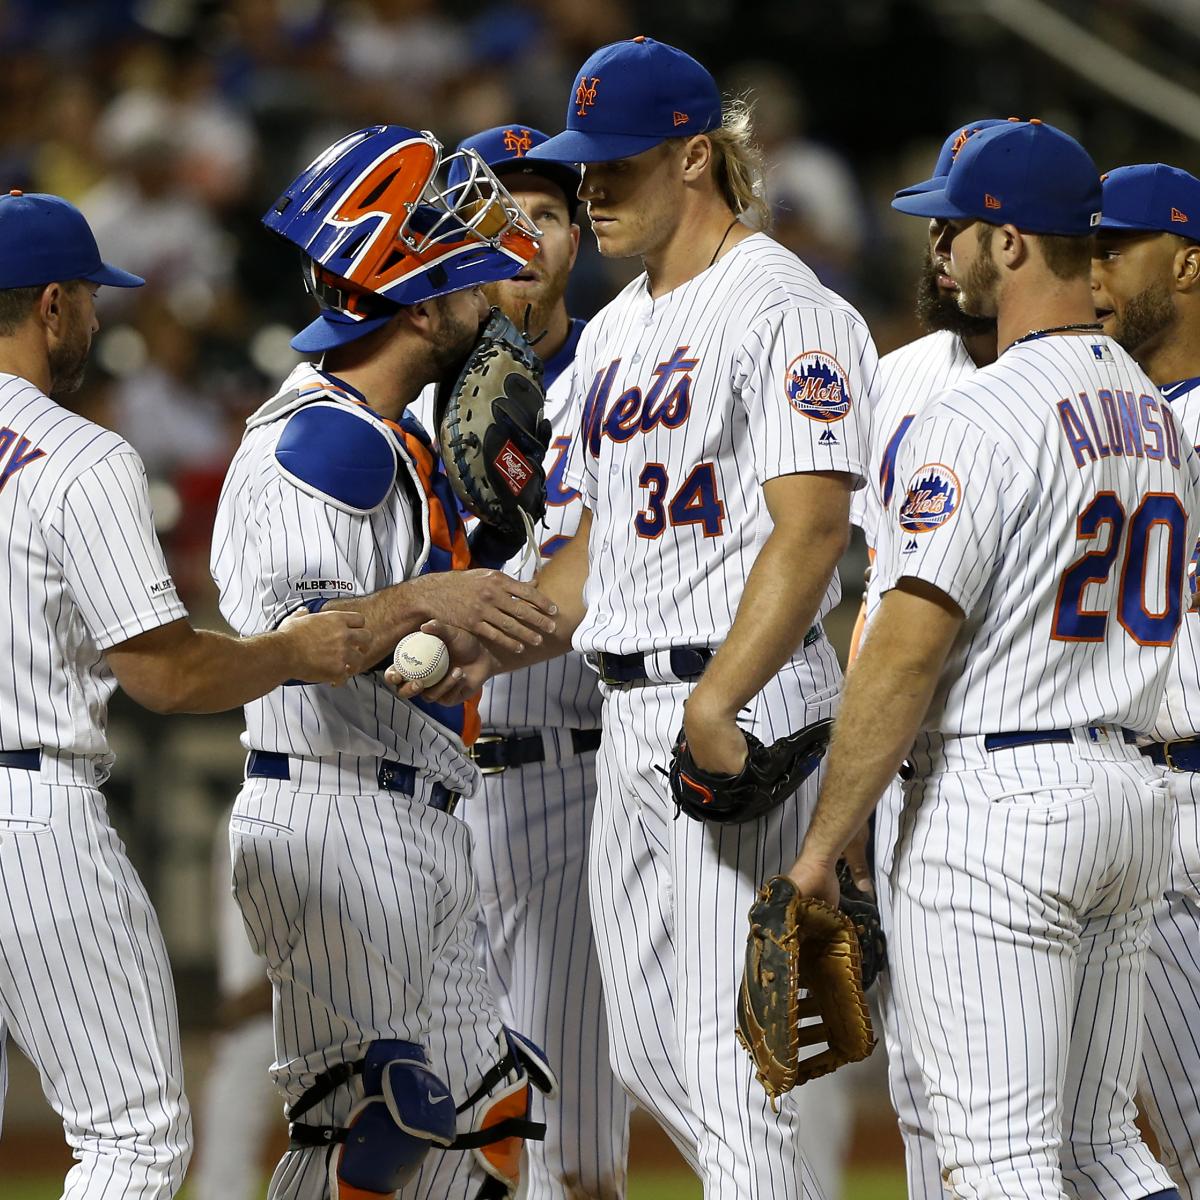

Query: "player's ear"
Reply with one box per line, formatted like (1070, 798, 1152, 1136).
(568, 222, 581, 270)
(680, 134, 713, 183)
(1174, 241, 1200, 295)
(37, 282, 64, 332)
(400, 297, 437, 338)
(998, 225, 1025, 269)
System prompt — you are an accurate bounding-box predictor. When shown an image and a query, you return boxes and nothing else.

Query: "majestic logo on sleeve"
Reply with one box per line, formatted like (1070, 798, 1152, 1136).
(575, 77, 600, 116)
(784, 351, 852, 423)
(898, 463, 961, 533)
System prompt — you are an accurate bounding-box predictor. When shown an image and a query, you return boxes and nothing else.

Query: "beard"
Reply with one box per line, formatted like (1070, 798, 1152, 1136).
(428, 298, 483, 378)
(1109, 281, 1176, 359)
(48, 307, 92, 396)
(915, 255, 997, 337)
(954, 244, 1001, 320)
(483, 257, 570, 344)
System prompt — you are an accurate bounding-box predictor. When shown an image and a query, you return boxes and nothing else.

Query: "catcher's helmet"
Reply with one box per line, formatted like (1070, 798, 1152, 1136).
(264, 125, 541, 352)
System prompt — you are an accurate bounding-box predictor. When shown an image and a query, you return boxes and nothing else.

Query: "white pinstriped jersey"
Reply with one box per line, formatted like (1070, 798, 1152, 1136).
(0, 373, 186, 765)
(211, 363, 478, 794)
(562, 233, 876, 663)
(852, 329, 978, 551)
(409, 319, 602, 730)
(479, 320, 602, 730)
(1151, 375, 1200, 741)
(875, 334, 1200, 735)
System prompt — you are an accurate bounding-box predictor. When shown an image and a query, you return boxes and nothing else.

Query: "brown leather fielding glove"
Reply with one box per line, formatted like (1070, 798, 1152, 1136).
(736, 872, 879, 1105)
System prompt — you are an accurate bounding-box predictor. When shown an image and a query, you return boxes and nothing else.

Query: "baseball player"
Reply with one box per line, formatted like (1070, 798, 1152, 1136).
(849, 119, 1006, 1200)
(395, 37, 881, 1199)
(788, 120, 1198, 1200)
(210, 125, 562, 1200)
(1092, 162, 1200, 1198)
(0, 191, 370, 1200)
(436, 125, 631, 1199)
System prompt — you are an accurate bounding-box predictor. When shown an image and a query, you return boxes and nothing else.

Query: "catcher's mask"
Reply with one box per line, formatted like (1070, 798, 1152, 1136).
(264, 125, 542, 352)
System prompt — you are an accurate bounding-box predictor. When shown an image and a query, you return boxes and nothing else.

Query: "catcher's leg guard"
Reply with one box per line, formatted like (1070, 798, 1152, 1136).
(451, 1028, 558, 1196)
(287, 1041, 456, 1200)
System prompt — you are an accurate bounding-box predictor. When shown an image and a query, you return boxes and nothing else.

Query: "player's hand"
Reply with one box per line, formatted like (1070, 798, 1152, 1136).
(278, 608, 371, 686)
(411, 569, 556, 656)
(385, 620, 499, 705)
(841, 822, 875, 897)
(786, 853, 840, 909)
(682, 689, 749, 775)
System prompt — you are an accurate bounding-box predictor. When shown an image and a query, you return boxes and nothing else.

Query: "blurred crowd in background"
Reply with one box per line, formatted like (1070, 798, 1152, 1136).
(1, 0, 1197, 621)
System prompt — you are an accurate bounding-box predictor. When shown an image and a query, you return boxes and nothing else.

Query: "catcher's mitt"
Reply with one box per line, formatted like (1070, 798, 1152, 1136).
(736, 869, 882, 1104)
(435, 307, 550, 544)
(669, 719, 833, 824)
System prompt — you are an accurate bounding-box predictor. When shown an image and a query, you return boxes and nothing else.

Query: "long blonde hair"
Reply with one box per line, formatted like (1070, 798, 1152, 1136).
(708, 95, 770, 231)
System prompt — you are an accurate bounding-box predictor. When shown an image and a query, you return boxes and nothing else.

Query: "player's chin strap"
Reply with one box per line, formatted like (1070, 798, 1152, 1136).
(285, 1030, 555, 1199)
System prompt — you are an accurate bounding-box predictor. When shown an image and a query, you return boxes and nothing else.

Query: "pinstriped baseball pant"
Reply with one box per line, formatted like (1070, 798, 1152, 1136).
(892, 733, 1177, 1200)
(229, 776, 514, 1200)
(0, 771, 191, 1199)
(1140, 767, 1200, 1199)
(463, 749, 631, 1199)
(590, 675, 834, 1200)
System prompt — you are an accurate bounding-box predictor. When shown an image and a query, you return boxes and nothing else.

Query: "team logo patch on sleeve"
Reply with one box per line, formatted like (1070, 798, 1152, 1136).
(784, 351, 852, 423)
(898, 463, 961, 533)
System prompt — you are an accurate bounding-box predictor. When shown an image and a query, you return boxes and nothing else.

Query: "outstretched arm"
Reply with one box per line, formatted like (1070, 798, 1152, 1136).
(787, 578, 962, 905)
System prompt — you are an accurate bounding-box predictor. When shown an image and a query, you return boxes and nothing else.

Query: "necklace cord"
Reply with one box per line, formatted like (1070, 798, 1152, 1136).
(707, 218, 740, 270)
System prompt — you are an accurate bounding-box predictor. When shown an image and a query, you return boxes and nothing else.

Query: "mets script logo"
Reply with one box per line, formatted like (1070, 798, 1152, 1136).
(898, 463, 961, 534)
(784, 350, 851, 423)
(575, 76, 600, 117)
(503, 128, 533, 157)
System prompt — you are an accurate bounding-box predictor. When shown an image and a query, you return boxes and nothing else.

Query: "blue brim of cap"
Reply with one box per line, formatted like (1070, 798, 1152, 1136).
(891, 183, 972, 220)
(1096, 214, 1165, 233)
(526, 128, 667, 164)
(893, 176, 941, 199)
(291, 311, 393, 354)
(84, 262, 145, 288)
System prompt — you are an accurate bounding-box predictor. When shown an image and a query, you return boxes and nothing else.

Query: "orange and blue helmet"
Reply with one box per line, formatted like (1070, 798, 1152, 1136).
(264, 125, 540, 352)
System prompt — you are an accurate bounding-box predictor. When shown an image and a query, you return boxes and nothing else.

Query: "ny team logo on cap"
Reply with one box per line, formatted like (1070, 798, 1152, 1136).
(575, 76, 600, 117)
(784, 351, 852, 423)
(502, 128, 533, 156)
(898, 463, 961, 534)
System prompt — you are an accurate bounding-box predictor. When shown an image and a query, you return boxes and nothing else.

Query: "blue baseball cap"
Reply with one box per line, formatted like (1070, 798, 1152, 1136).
(0, 191, 143, 289)
(895, 118, 1012, 197)
(448, 126, 582, 218)
(526, 36, 722, 164)
(892, 120, 1102, 236)
(1099, 164, 1200, 241)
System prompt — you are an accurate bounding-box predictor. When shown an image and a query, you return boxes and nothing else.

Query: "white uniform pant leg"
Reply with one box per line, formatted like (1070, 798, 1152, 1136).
(1139, 769, 1200, 1200)
(590, 706, 705, 1172)
(230, 780, 479, 1200)
(892, 757, 1175, 1200)
(871, 784, 943, 1200)
(464, 750, 631, 1199)
(596, 681, 830, 1200)
(0, 777, 191, 1200)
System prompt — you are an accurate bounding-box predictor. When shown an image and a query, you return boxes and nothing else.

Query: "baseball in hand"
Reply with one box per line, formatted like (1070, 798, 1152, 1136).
(392, 631, 450, 687)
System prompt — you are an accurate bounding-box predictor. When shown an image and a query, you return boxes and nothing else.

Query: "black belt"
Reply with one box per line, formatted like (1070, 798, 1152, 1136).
(470, 729, 602, 774)
(983, 727, 1138, 752)
(1142, 736, 1200, 771)
(0, 750, 41, 770)
(594, 647, 714, 686)
(246, 750, 459, 813)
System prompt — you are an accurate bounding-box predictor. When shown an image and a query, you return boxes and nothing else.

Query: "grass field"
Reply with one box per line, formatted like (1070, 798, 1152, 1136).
(3, 1167, 907, 1199)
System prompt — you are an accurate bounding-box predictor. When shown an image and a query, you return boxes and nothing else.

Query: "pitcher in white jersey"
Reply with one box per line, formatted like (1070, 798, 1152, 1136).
(1093, 162, 1200, 1199)
(0, 193, 370, 1200)
(849, 120, 1005, 1200)
(786, 121, 1199, 1200)
(211, 126, 562, 1200)
(392, 37, 881, 1199)
(438, 124, 630, 1199)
